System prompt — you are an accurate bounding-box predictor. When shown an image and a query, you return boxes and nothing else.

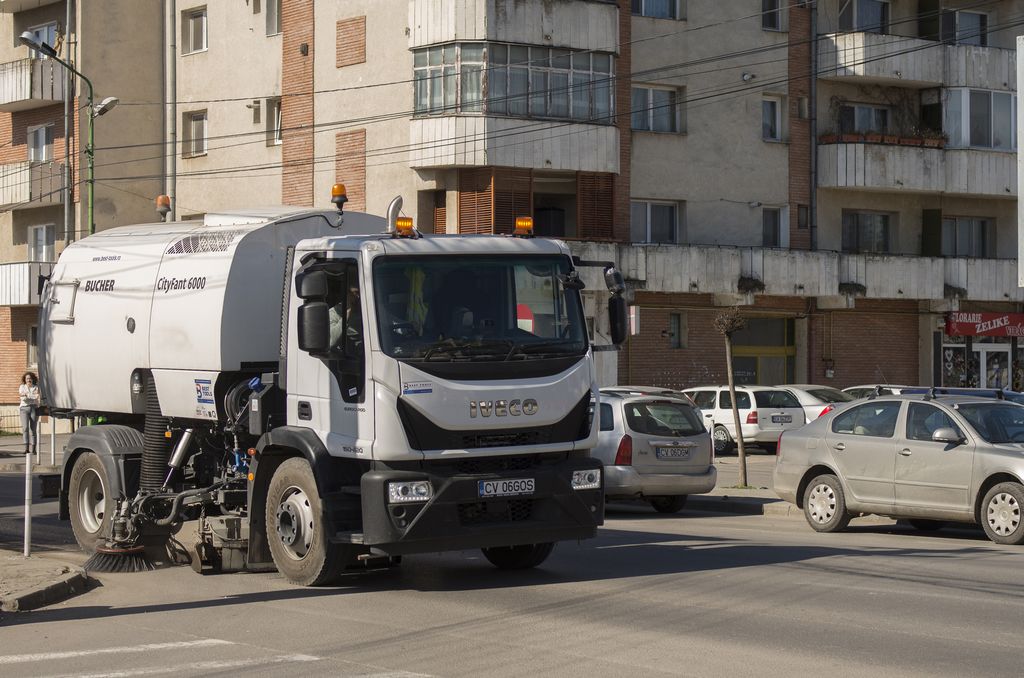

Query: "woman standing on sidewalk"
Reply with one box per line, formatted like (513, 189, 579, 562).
(18, 372, 40, 455)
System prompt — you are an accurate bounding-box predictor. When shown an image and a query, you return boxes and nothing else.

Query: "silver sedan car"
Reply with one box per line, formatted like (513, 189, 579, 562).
(774, 394, 1024, 544)
(594, 390, 716, 514)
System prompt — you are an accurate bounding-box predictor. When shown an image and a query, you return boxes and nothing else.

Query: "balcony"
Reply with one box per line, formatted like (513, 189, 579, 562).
(818, 32, 1015, 90)
(0, 0, 63, 12)
(569, 242, 1021, 304)
(409, 116, 619, 173)
(0, 261, 54, 306)
(0, 58, 65, 112)
(817, 142, 1016, 198)
(0, 161, 65, 210)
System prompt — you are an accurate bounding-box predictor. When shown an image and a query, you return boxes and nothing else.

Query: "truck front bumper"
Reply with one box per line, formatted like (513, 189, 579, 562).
(356, 456, 604, 556)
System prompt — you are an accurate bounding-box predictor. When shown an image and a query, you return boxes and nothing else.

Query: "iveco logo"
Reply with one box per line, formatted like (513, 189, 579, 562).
(470, 399, 539, 418)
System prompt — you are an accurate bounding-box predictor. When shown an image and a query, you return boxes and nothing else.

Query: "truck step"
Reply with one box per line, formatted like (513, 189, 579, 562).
(334, 531, 364, 544)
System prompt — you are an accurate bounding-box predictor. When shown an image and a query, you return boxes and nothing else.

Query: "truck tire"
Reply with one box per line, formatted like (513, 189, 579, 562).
(265, 457, 345, 586)
(68, 452, 113, 553)
(481, 542, 555, 570)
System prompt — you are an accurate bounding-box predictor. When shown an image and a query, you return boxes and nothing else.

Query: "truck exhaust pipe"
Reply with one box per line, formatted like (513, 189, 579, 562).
(163, 428, 194, 488)
(385, 196, 403, 234)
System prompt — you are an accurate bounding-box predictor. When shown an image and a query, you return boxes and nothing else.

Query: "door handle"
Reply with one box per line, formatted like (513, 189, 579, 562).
(297, 401, 312, 421)
(704, 414, 713, 418)
(833, 442, 845, 451)
(898, 448, 912, 456)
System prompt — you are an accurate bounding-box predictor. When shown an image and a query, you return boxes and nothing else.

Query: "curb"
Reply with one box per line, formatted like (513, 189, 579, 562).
(0, 567, 91, 612)
(687, 494, 796, 517)
(0, 464, 60, 474)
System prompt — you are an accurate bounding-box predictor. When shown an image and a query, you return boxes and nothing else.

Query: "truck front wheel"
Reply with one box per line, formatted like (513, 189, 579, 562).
(265, 457, 344, 586)
(481, 542, 555, 570)
(68, 452, 113, 553)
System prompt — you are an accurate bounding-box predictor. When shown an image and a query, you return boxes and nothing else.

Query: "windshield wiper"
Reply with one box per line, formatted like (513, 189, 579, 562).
(421, 338, 512, 361)
(505, 339, 582, 361)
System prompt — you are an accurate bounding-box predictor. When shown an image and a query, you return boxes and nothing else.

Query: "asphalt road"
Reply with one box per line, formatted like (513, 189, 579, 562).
(1, 496, 1022, 678)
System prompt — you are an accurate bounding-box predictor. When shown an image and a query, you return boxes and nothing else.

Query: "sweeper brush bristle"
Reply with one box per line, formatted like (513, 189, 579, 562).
(83, 545, 156, 573)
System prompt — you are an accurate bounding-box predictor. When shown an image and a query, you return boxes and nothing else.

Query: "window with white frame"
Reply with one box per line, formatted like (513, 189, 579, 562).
(762, 0, 782, 31)
(839, 0, 890, 34)
(632, 86, 682, 133)
(26, 22, 57, 58)
(842, 210, 893, 254)
(182, 7, 208, 54)
(762, 207, 782, 247)
(414, 43, 615, 123)
(28, 224, 55, 262)
(838, 103, 890, 133)
(942, 10, 987, 46)
(630, 201, 680, 244)
(762, 97, 782, 140)
(266, 97, 282, 145)
(183, 110, 207, 157)
(266, 0, 282, 36)
(942, 217, 995, 258)
(27, 124, 53, 162)
(631, 0, 683, 20)
(945, 89, 1016, 150)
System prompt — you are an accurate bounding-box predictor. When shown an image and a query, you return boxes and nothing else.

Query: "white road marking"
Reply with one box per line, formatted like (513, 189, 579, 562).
(42, 655, 320, 678)
(0, 640, 234, 665)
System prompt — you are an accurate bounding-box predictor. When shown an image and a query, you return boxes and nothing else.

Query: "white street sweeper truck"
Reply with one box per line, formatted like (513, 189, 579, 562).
(40, 187, 628, 584)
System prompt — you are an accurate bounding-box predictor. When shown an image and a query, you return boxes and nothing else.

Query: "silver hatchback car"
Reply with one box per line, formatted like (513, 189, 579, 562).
(774, 393, 1024, 544)
(594, 390, 717, 513)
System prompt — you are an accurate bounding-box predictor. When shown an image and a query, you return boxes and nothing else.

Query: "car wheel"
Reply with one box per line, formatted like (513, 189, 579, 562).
(980, 482, 1024, 545)
(712, 426, 734, 454)
(481, 542, 555, 569)
(907, 519, 944, 532)
(649, 495, 688, 514)
(802, 474, 851, 533)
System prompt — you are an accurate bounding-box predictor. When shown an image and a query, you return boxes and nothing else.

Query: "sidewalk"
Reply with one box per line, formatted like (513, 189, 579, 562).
(0, 552, 90, 613)
(0, 433, 70, 473)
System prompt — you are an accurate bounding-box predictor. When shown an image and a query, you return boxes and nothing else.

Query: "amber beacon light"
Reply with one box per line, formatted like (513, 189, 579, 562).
(514, 216, 534, 237)
(331, 183, 348, 211)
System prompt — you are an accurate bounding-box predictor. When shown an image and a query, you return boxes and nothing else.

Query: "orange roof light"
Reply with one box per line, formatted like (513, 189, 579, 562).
(514, 216, 534, 237)
(331, 183, 348, 211)
(395, 216, 415, 237)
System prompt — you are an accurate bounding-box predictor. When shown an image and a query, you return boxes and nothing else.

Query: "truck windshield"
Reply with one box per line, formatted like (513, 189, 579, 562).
(372, 255, 588, 361)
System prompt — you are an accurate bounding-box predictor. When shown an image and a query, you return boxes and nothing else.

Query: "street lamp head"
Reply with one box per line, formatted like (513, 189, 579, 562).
(19, 31, 57, 58)
(94, 97, 119, 117)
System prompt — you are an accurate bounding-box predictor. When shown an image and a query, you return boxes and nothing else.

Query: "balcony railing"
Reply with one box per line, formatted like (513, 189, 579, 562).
(0, 261, 54, 306)
(569, 242, 1022, 304)
(818, 142, 1016, 198)
(818, 32, 1014, 90)
(0, 0, 62, 12)
(0, 161, 66, 209)
(0, 58, 65, 112)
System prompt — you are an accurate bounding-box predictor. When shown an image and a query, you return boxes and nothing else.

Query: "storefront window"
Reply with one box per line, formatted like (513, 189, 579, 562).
(732, 318, 796, 385)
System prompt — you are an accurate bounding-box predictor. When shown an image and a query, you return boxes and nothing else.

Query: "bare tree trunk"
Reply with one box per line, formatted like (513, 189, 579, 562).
(724, 336, 748, 487)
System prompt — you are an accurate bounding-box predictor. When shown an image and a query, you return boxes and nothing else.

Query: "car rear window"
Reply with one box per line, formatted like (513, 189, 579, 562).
(624, 401, 704, 436)
(753, 390, 801, 408)
(806, 388, 854, 403)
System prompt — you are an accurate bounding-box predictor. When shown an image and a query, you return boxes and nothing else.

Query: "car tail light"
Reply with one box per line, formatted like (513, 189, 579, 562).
(819, 404, 834, 418)
(614, 434, 633, 466)
(746, 410, 759, 424)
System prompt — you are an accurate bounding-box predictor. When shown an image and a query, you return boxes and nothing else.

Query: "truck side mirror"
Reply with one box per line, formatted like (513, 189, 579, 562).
(296, 270, 327, 300)
(297, 301, 330, 354)
(609, 296, 628, 346)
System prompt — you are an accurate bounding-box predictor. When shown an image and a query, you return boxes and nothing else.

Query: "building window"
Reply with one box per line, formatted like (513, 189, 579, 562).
(27, 326, 38, 368)
(942, 10, 987, 46)
(838, 103, 890, 134)
(762, 97, 782, 140)
(27, 124, 53, 162)
(945, 89, 1016, 151)
(842, 211, 892, 254)
(631, 0, 683, 20)
(762, 0, 782, 30)
(798, 204, 809, 230)
(839, 0, 890, 34)
(266, 0, 282, 36)
(183, 110, 207, 157)
(182, 7, 208, 55)
(28, 224, 54, 262)
(414, 43, 614, 122)
(632, 86, 682, 133)
(762, 207, 781, 247)
(25, 22, 57, 58)
(942, 217, 994, 258)
(630, 201, 680, 244)
(266, 97, 282, 145)
(668, 312, 687, 349)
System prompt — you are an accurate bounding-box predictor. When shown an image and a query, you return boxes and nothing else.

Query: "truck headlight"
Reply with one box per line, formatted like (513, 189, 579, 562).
(388, 481, 433, 503)
(571, 469, 601, 491)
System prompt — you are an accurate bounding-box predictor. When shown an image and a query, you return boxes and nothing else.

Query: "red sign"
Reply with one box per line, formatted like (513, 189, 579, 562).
(945, 312, 1024, 337)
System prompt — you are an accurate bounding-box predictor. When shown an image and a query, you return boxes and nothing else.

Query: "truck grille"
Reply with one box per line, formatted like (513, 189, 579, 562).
(457, 499, 534, 526)
(461, 430, 547, 449)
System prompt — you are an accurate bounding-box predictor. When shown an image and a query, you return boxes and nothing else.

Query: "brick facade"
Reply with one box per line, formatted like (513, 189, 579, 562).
(787, 5, 812, 250)
(0, 306, 36, 404)
(336, 16, 366, 69)
(335, 129, 366, 211)
(612, 0, 631, 243)
(281, 0, 315, 206)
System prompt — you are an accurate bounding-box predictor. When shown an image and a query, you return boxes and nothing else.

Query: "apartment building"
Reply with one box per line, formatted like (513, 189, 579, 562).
(0, 0, 163, 412)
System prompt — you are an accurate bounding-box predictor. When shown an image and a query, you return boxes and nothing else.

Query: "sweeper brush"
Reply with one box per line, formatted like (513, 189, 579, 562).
(83, 545, 156, 574)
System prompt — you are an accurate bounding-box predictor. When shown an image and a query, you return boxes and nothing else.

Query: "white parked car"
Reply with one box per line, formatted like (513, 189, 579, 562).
(778, 384, 856, 422)
(842, 384, 912, 399)
(682, 385, 807, 453)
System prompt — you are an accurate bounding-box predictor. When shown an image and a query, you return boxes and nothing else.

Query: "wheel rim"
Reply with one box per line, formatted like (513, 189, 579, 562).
(713, 428, 729, 450)
(807, 483, 837, 524)
(77, 468, 105, 533)
(987, 493, 1021, 537)
(274, 485, 316, 560)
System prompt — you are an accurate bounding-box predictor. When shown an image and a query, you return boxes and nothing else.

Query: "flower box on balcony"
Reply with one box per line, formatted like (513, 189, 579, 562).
(818, 133, 839, 144)
(864, 132, 883, 143)
(899, 136, 924, 146)
(840, 133, 864, 143)
(882, 134, 899, 145)
(922, 137, 945, 148)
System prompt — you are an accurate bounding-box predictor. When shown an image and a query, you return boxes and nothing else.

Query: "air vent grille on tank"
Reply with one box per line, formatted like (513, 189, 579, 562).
(166, 230, 245, 255)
